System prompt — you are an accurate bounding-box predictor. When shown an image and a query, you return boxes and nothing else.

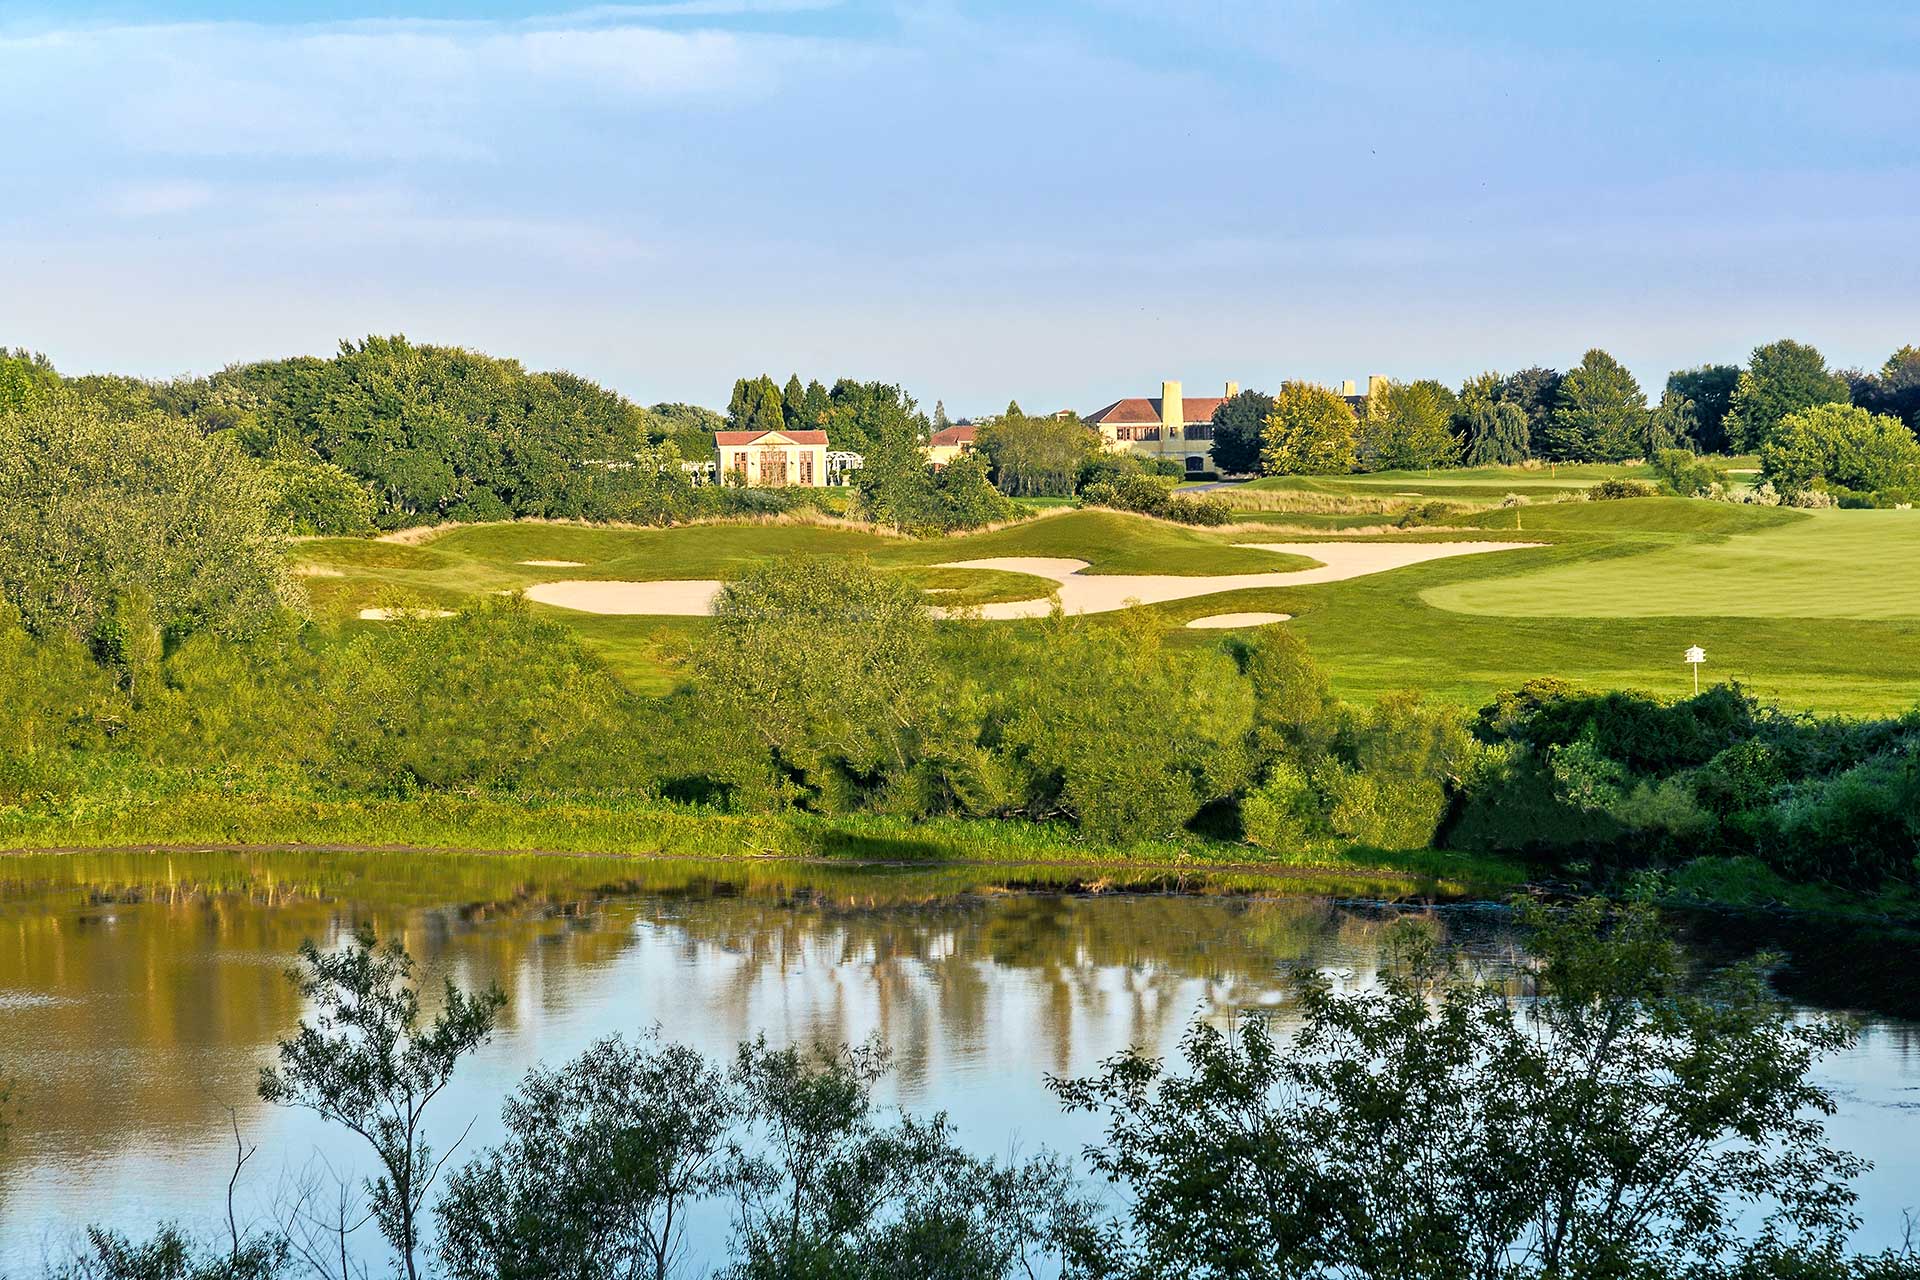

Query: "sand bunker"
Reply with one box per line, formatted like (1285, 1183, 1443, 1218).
(358, 607, 456, 620)
(523, 579, 724, 615)
(1185, 612, 1292, 629)
(519, 559, 586, 567)
(517, 542, 1537, 620)
(295, 565, 344, 577)
(935, 542, 1537, 620)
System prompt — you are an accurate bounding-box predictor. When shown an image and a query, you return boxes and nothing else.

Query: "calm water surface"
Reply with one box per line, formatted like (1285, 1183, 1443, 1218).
(0, 849, 1915, 1271)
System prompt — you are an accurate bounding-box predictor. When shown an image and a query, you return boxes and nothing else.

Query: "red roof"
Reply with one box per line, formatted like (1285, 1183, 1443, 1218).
(713, 429, 829, 446)
(928, 424, 976, 447)
(1085, 397, 1226, 426)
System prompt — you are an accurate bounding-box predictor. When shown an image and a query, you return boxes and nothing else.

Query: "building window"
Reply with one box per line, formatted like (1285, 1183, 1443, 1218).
(1185, 455, 1206, 472)
(732, 451, 747, 477)
(800, 451, 814, 484)
(1140, 427, 1160, 441)
(1187, 424, 1214, 440)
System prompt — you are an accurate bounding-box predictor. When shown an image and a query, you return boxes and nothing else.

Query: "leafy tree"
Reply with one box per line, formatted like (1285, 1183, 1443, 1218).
(722, 1036, 1082, 1280)
(1207, 389, 1272, 475)
(0, 393, 298, 644)
(1355, 379, 1459, 471)
(649, 401, 724, 459)
(260, 457, 377, 536)
(1261, 381, 1357, 475)
(1053, 899, 1866, 1280)
(699, 557, 941, 808)
(1725, 339, 1851, 452)
(930, 447, 1015, 528)
(0, 347, 61, 414)
(1461, 400, 1530, 465)
(50, 1224, 289, 1280)
(1497, 366, 1562, 441)
(1760, 402, 1920, 496)
(1650, 447, 1727, 497)
(437, 1034, 737, 1280)
(1666, 363, 1741, 453)
(728, 376, 786, 437)
(1845, 346, 1920, 431)
(974, 402, 1095, 496)
(1542, 349, 1648, 462)
(257, 927, 506, 1280)
(1645, 387, 1700, 455)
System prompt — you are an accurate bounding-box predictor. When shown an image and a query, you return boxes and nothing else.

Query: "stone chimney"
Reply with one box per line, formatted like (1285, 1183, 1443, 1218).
(1224, 380, 1239, 400)
(1367, 374, 1389, 398)
(1161, 380, 1182, 437)
(1342, 379, 1356, 396)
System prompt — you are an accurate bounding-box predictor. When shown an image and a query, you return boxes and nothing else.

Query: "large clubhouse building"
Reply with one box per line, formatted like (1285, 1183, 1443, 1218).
(1086, 377, 1382, 474)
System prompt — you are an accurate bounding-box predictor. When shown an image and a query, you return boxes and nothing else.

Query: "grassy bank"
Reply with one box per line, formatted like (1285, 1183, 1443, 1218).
(0, 787, 1527, 900)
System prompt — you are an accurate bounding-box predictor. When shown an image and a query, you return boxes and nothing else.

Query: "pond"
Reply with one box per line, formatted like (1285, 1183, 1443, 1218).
(0, 848, 1915, 1269)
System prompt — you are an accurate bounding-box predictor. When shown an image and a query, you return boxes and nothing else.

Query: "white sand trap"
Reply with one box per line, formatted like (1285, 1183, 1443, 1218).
(358, 607, 456, 620)
(296, 565, 344, 577)
(935, 542, 1537, 620)
(523, 579, 724, 616)
(515, 542, 1538, 621)
(519, 559, 586, 567)
(1186, 612, 1292, 629)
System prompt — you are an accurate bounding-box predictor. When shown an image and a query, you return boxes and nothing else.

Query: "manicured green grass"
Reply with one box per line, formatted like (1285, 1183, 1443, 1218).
(289, 493, 1920, 716)
(1432, 508, 1920, 620)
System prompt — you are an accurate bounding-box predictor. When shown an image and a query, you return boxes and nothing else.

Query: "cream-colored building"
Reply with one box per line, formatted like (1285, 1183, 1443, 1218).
(924, 422, 977, 468)
(1086, 377, 1385, 475)
(715, 428, 830, 487)
(1085, 380, 1237, 475)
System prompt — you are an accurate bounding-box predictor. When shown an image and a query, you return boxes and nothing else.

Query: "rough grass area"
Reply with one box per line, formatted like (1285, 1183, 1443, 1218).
(0, 789, 1527, 900)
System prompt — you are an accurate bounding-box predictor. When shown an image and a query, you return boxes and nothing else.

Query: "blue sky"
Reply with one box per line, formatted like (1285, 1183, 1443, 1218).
(3, 1, 1916, 415)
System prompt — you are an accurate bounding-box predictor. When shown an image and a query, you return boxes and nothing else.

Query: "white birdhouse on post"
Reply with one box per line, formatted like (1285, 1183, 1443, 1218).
(1684, 645, 1706, 694)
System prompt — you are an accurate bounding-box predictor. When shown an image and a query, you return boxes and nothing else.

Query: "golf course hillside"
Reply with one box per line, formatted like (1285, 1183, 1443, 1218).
(289, 485, 1920, 714)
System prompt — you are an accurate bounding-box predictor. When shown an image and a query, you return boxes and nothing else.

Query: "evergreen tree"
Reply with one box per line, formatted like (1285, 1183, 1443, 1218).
(1542, 349, 1647, 462)
(1498, 367, 1562, 441)
(1208, 390, 1273, 475)
(801, 379, 832, 430)
(932, 399, 951, 433)
(1262, 381, 1356, 475)
(1724, 339, 1851, 452)
(727, 375, 785, 436)
(781, 374, 806, 431)
(1666, 364, 1740, 454)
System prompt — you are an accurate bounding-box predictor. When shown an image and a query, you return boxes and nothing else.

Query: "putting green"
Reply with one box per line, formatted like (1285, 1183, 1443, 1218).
(1425, 509, 1920, 619)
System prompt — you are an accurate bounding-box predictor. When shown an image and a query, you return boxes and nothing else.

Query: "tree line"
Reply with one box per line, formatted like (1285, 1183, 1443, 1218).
(41, 903, 1920, 1280)
(1205, 340, 1920, 501)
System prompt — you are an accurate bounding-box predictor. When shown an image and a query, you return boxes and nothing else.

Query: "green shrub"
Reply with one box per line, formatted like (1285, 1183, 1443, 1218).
(1650, 448, 1727, 497)
(1240, 762, 1324, 850)
(262, 456, 378, 535)
(1586, 478, 1658, 500)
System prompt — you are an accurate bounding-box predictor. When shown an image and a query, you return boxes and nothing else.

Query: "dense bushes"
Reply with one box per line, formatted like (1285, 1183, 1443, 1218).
(0, 393, 301, 645)
(1760, 402, 1920, 502)
(1450, 678, 1920, 890)
(1079, 471, 1232, 525)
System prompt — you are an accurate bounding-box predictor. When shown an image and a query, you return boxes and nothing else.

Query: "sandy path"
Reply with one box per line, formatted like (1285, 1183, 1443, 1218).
(935, 541, 1537, 620)
(514, 541, 1537, 620)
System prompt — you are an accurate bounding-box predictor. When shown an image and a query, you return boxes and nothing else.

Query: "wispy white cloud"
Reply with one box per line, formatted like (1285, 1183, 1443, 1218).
(0, 10, 856, 161)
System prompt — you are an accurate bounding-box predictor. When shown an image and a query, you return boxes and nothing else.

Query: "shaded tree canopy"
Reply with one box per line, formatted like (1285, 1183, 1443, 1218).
(1845, 345, 1920, 431)
(1497, 366, 1563, 440)
(1208, 389, 1273, 475)
(1725, 339, 1851, 452)
(1666, 363, 1741, 453)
